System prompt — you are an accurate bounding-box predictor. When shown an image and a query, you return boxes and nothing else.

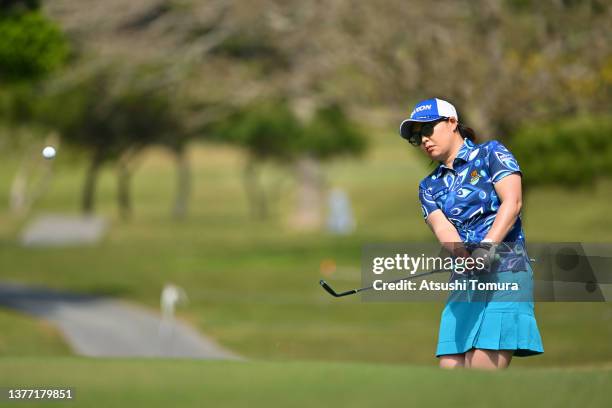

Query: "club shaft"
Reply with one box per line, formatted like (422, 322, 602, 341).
(354, 269, 444, 293)
(320, 257, 536, 298)
(321, 268, 446, 298)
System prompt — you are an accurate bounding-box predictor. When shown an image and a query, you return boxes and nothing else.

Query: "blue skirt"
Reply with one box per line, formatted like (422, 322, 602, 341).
(436, 267, 544, 357)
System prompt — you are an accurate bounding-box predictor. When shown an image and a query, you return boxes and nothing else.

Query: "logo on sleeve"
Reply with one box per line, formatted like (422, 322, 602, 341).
(494, 151, 520, 171)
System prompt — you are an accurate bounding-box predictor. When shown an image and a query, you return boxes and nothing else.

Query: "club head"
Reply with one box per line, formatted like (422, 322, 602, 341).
(319, 279, 340, 297)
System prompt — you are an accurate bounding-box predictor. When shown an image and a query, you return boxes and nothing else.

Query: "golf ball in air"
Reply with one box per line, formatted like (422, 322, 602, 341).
(42, 146, 56, 159)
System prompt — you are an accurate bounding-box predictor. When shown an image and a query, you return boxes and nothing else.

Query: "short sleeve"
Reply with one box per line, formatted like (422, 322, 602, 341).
(487, 141, 522, 183)
(418, 182, 439, 220)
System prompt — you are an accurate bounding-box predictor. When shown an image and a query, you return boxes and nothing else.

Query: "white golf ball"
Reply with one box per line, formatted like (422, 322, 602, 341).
(42, 146, 56, 159)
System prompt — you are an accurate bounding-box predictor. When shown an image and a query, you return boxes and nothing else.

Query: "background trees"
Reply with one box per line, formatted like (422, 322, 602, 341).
(511, 116, 612, 189)
(0, 0, 67, 81)
(0, 0, 68, 215)
(215, 100, 366, 223)
(1, 0, 610, 220)
(35, 67, 187, 218)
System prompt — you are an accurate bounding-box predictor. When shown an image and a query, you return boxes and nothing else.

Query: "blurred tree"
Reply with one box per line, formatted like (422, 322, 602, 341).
(111, 86, 185, 219)
(215, 100, 366, 225)
(215, 99, 300, 219)
(0, 1, 39, 11)
(291, 103, 367, 230)
(0, 1, 68, 214)
(36, 69, 121, 215)
(172, 99, 237, 220)
(36, 67, 184, 218)
(23, 0, 611, 214)
(298, 104, 367, 161)
(0, 85, 59, 214)
(511, 115, 612, 190)
(0, 3, 67, 81)
(37, 0, 612, 139)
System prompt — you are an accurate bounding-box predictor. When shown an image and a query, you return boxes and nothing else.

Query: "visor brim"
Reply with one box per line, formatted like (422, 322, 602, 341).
(399, 117, 444, 138)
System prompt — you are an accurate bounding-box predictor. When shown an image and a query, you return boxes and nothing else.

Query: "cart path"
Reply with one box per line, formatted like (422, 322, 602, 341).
(0, 281, 242, 360)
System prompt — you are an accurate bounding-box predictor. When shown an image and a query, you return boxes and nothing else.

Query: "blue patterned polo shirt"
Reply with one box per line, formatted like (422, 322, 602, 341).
(418, 138, 525, 248)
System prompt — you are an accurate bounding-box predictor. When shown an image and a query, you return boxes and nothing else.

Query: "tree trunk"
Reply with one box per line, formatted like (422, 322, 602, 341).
(172, 145, 191, 220)
(116, 146, 145, 220)
(82, 148, 104, 214)
(9, 158, 29, 215)
(243, 156, 267, 219)
(117, 159, 131, 220)
(290, 155, 324, 231)
(9, 134, 58, 216)
(268, 169, 289, 215)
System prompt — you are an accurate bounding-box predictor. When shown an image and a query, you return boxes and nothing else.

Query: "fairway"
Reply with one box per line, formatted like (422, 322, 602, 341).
(1, 358, 611, 407)
(1, 132, 612, 367)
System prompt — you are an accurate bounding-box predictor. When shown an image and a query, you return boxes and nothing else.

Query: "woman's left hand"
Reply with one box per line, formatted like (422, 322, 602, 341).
(469, 242, 497, 273)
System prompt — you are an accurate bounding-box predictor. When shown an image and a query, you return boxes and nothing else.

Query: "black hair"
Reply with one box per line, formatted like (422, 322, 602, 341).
(456, 123, 477, 142)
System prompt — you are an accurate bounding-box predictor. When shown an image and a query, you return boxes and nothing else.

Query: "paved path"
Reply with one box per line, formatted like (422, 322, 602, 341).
(20, 214, 108, 247)
(0, 281, 241, 360)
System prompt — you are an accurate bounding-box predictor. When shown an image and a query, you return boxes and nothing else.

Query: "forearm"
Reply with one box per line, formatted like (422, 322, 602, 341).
(484, 200, 521, 242)
(427, 213, 470, 258)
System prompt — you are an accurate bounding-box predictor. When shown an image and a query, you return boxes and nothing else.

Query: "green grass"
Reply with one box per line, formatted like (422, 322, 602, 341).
(0, 130, 611, 366)
(0, 358, 610, 407)
(0, 310, 71, 357)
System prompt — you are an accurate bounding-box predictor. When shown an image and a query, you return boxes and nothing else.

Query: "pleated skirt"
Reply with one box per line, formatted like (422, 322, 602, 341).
(436, 267, 544, 357)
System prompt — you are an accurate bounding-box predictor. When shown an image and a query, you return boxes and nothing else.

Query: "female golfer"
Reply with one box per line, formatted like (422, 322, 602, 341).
(399, 98, 543, 369)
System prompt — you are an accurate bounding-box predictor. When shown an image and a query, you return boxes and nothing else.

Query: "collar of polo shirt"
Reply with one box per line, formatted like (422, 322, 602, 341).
(434, 138, 476, 177)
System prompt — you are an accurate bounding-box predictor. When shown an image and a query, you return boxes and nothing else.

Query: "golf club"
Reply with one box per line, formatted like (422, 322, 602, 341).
(320, 268, 448, 298)
(319, 247, 538, 298)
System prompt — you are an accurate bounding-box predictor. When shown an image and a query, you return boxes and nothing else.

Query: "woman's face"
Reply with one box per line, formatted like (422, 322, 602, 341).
(416, 118, 458, 161)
